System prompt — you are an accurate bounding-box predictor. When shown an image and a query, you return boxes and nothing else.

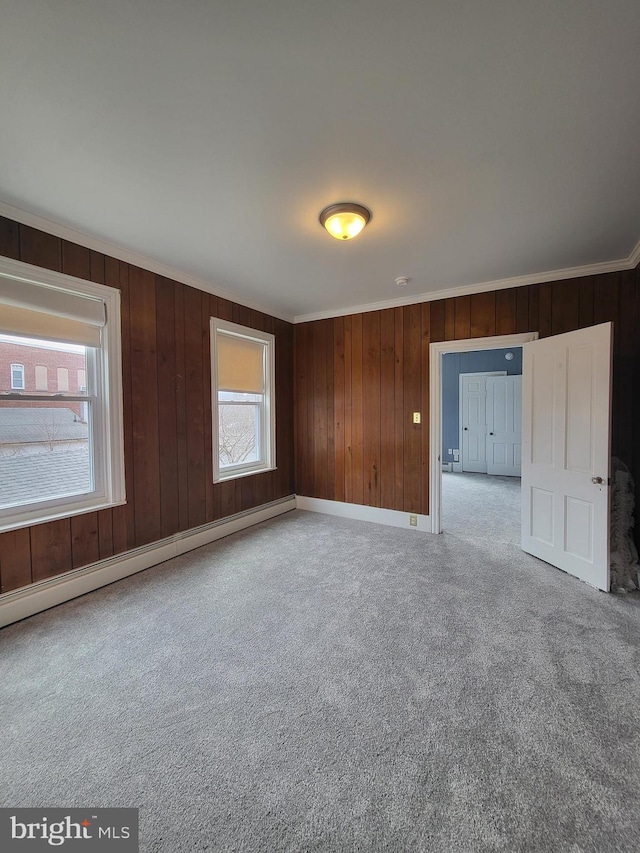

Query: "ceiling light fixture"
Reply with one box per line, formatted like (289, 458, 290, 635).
(319, 202, 371, 240)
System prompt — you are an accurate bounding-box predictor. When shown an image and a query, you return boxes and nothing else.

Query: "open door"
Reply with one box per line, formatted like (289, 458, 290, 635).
(521, 323, 612, 590)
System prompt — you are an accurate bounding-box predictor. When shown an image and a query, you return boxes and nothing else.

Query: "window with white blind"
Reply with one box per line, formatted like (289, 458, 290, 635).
(210, 319, 275, 482)
(0, 256, 125, 533)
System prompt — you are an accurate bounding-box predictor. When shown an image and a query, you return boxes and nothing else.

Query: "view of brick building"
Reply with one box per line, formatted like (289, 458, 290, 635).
(0, 335, 91, 507)
(0, 335, 87, 421)
(0, 337, 86, 394)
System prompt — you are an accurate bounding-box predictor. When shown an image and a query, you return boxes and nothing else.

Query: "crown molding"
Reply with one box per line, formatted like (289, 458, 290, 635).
(3, 200, 637, 326)
(0, 201, 294, 323)
(294, 242, 640, 323)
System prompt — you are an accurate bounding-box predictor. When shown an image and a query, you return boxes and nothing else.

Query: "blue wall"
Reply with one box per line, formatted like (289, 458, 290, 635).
(442, 347, 522, 464)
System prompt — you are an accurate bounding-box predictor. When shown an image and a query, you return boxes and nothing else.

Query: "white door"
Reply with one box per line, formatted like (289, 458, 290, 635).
(521, 323, 612, 591)
(460, 372, 505, 473)
(486, 375, 522, 476)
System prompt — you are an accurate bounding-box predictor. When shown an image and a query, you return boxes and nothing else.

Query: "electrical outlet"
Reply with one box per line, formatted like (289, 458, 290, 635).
(447, 448, 452, 455)
(409, 515, 418, 527)
(412, 412, 421, 424)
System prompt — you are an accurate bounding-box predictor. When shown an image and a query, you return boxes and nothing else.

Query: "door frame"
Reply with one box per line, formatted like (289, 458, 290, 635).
(429, 332, 538, 534)
(457, 371, 506, 473)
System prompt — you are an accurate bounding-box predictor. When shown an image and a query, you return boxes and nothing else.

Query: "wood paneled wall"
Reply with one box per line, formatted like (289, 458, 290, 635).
(295, 269, 640, 538)
(0, 216, 294, 593)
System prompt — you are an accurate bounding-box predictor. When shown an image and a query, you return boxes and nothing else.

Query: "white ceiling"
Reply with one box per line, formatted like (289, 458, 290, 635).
(1, 0, 639, 322)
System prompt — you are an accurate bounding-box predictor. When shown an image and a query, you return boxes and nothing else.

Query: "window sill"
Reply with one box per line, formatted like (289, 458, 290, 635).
(0, 496, 127, 534)
(214, 465, 277, 484)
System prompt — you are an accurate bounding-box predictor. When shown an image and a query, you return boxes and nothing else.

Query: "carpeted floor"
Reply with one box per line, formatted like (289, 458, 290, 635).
(442, 471, 521, 544)
(2, 509, 640, 852)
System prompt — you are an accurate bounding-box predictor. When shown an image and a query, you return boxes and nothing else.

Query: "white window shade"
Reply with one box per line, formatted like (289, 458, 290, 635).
(217, 334, 265, 394)
(0, 276, 105, 347)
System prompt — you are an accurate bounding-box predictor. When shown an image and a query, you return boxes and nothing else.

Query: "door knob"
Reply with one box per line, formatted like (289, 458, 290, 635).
(591, 476, 604, 484)
(489, 432, 494, 436)
(463, 427, 468, 431)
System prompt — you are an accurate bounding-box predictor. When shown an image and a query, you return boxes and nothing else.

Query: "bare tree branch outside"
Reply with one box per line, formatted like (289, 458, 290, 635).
(218, 404, 259, 466)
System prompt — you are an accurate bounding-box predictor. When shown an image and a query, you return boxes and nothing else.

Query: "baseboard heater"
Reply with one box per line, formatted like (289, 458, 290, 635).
(0, 496, 296, 629)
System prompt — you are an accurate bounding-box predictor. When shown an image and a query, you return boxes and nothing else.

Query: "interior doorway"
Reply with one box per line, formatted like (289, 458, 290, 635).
(430, 325, 614, 591)
(442, 346, 524, 542)
(428, 332, 538, 536)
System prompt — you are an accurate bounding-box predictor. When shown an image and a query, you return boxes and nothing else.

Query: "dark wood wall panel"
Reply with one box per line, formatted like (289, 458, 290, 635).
(71, 513, 99, 569)
(62, 240, 91, 280)
(379, 309, 395, 511)
(420, 302, 431, 517)
(470, 292, 496, 338)
(0, 217, 20, 260)
(515, 288, 529, 333)
(156, 276, 180, 538)
(351, 315, 364, 507)
(184, 284, 207, 529)
(295, 302, 432, 518)
(98, 508, 114, 561)
(403, 306, 422, 512)
(313, 320, 329, 501)
(294, 269, 640, 542)
(333, 318, 346, 504)
(109, 259, 136, 554)
(0, 529, 31, 592)
(454, 295, 471, 339)
(30, 519, 71, 582)
(0, 217, 295, 593)
(393, 308, 405, 510)
(430, 300, 445, 342)
(363, 311, 381, 506)
(19, 225, 62, 272)
(343, 317, 353, 503)
(174, 284, 190, 532)
(496, 290, 516, 335)
(130, 267, 163, 546)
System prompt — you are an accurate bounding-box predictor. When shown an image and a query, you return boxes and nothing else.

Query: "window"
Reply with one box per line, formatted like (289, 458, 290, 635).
(35, 365, 48, 391)
(0, 257, 125, 532)
(57, 367, 69, 392)
(10, 363, 25, 390)
(210, 319, 275, 482)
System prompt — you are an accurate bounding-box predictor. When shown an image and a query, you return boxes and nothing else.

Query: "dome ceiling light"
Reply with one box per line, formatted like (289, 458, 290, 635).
(319, 203, 371, 241)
